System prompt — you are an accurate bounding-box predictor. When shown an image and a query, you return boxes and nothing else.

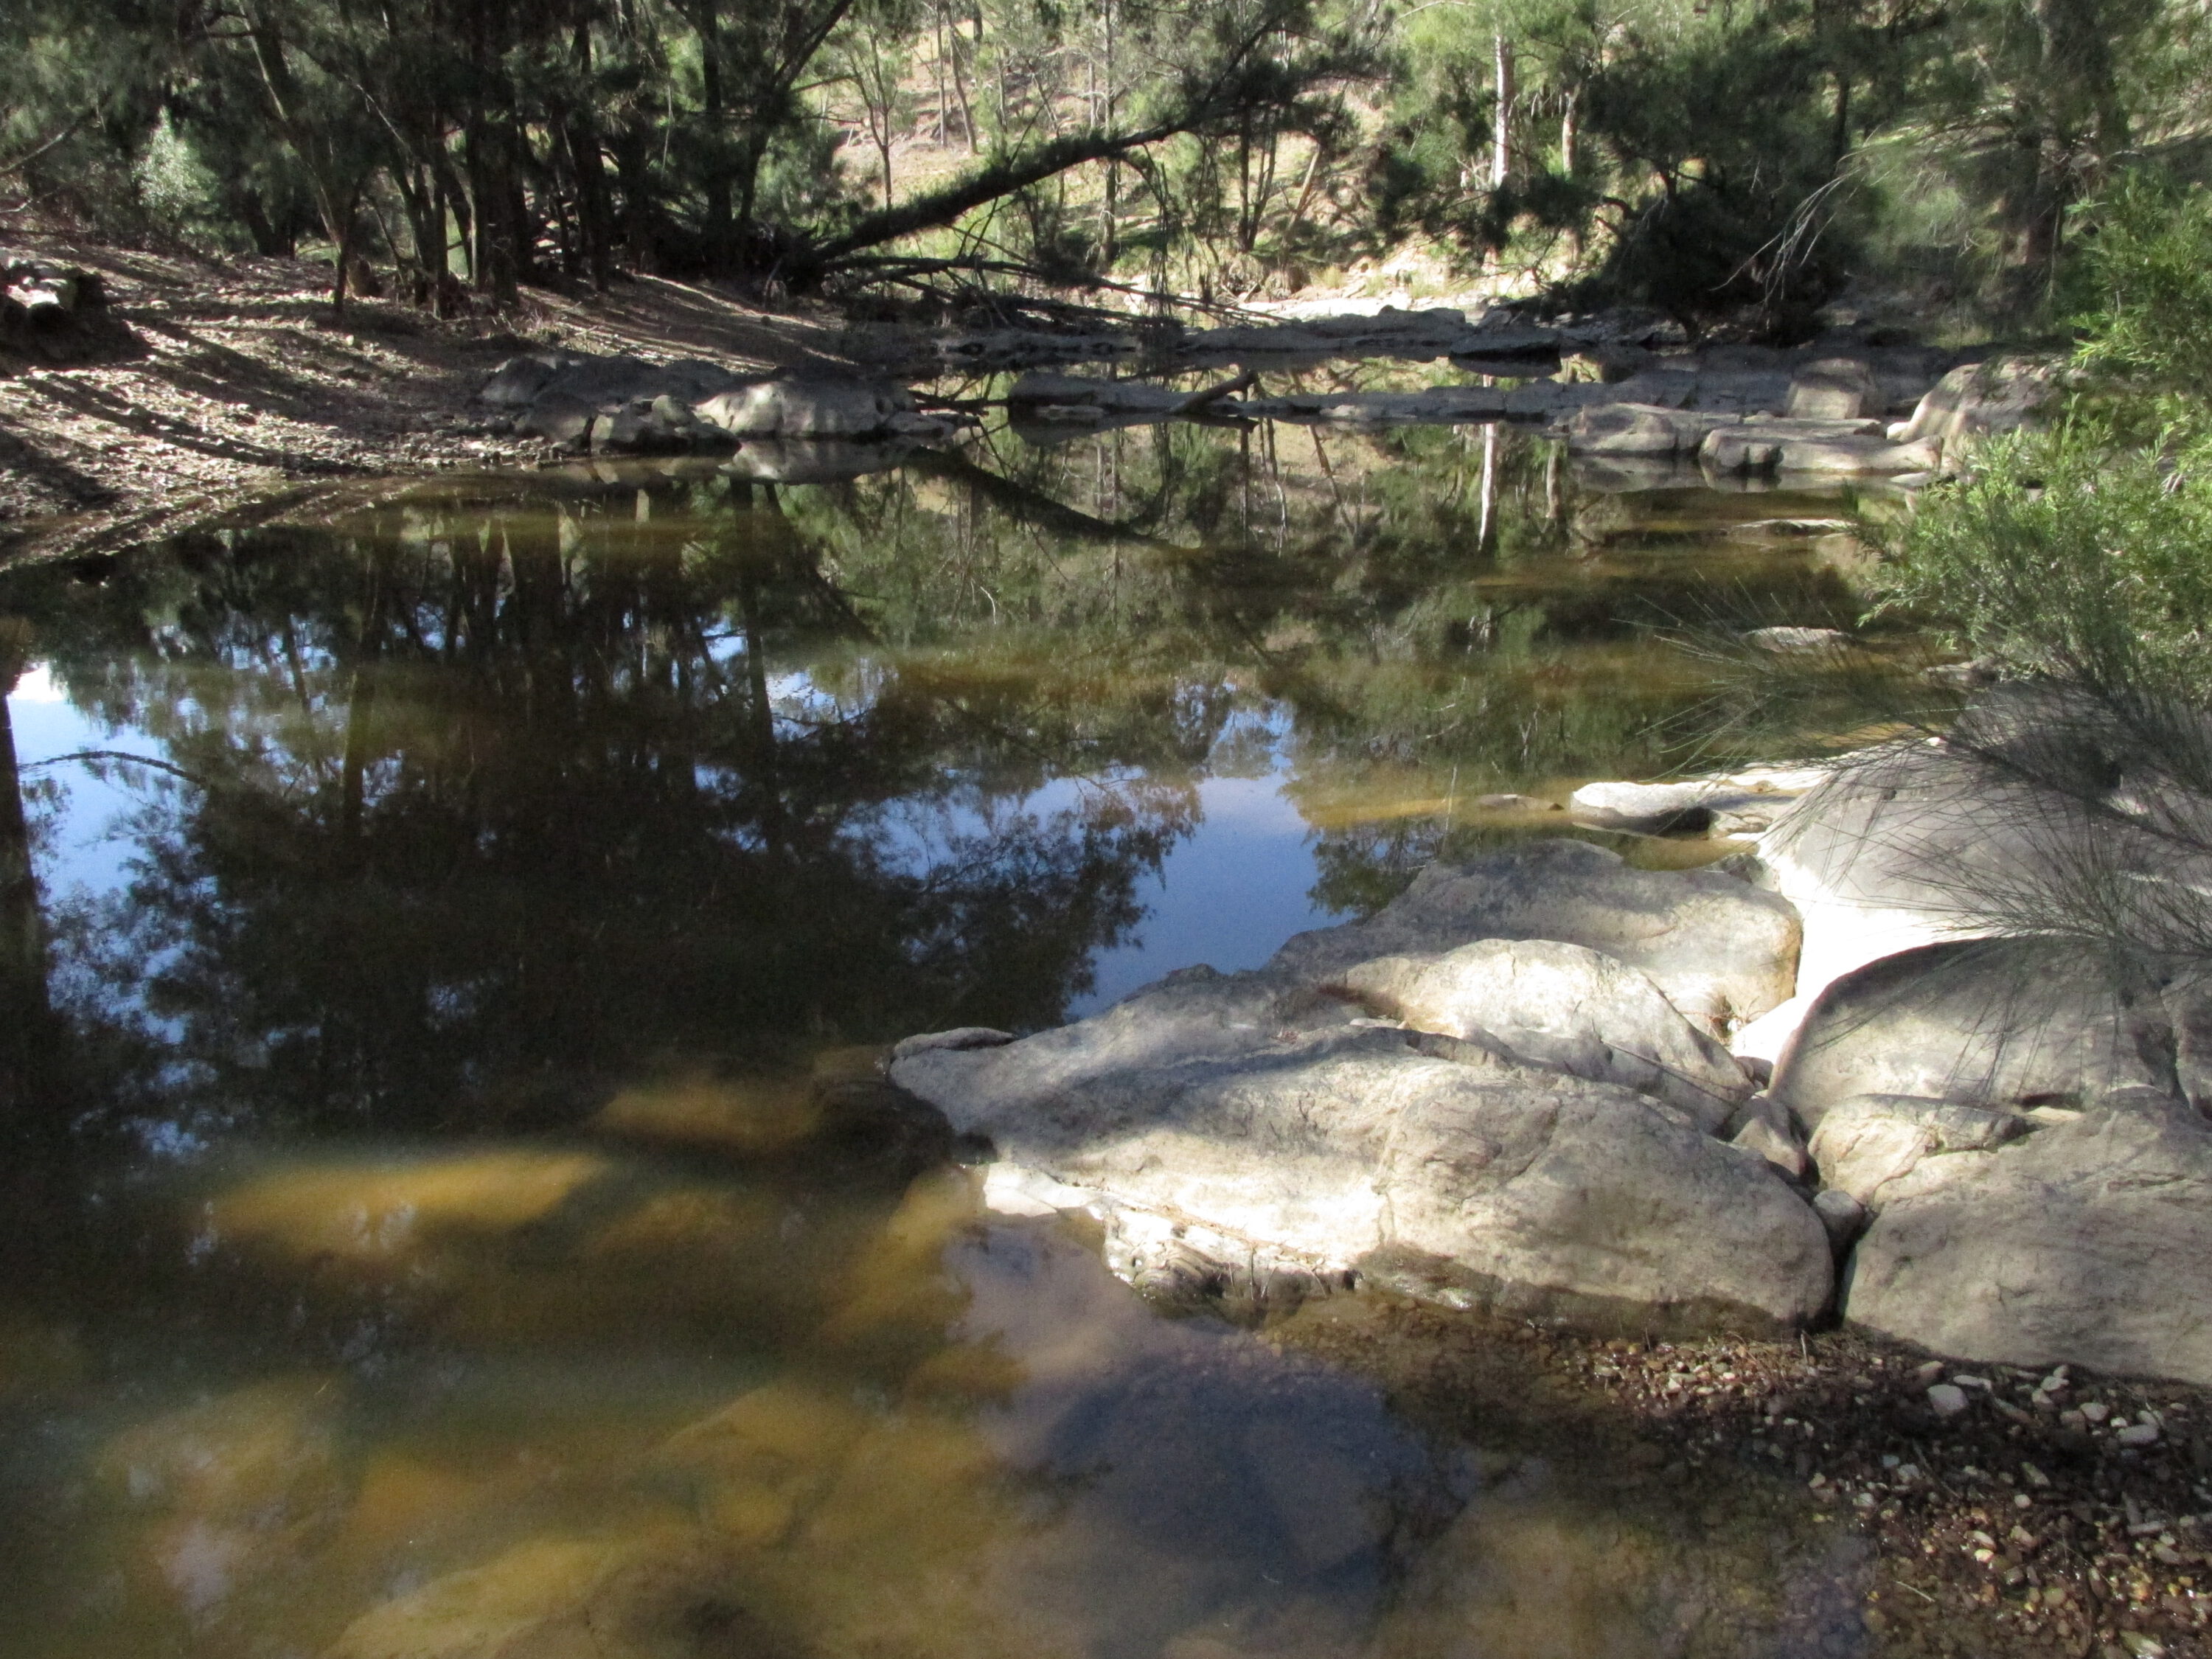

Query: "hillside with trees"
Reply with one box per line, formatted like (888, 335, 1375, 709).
(3, 0, 2202, 333)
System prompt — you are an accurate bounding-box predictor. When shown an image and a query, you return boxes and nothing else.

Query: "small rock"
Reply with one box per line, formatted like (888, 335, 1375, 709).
(1743, 625, 1854, 655)
(1729, 1095, 1808, 1178)
(2117, 1422, 2161, 1446)
(1927, 1382, 1970, 1416)
(1812, 1187, 1867, 1251)
(888, 1027, 1015, 1062)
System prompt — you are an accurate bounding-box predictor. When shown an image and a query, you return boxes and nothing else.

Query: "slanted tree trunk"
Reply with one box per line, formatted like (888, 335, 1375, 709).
(241, 2, 369, 313)
(803, 116, 1191, 276)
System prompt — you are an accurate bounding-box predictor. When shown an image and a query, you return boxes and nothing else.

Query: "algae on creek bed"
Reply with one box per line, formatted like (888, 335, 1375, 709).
(0, 416, 1920, 1658)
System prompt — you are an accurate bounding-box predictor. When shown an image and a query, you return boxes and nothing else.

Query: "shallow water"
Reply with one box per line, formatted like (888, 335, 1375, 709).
(0, 417, 1899, 1658)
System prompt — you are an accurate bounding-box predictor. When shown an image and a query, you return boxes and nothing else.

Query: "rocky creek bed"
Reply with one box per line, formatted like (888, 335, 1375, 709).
(1284, 1299, 2212, 1659)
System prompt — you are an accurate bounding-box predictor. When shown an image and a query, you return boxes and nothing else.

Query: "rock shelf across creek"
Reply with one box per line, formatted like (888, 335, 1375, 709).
(475, 303, 2054, 479)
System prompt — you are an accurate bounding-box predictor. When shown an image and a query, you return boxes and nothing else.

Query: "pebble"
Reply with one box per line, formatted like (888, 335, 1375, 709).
(2083, 1401, 2112, 1423)
(1928, 1383, 1970, 1417)
(2117, 1422, 2162, 1446)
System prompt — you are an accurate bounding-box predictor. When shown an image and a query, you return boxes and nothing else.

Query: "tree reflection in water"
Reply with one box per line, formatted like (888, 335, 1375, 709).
(0, 416, 1877, 1147)
(0, 419, 1903, 1659)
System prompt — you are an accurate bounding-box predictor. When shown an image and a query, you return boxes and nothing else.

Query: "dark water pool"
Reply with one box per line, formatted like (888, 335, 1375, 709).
(0, 417, 1900, 1658)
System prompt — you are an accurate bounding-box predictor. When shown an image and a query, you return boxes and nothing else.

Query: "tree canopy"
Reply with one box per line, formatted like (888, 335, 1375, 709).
(4, 0, 2208, 326)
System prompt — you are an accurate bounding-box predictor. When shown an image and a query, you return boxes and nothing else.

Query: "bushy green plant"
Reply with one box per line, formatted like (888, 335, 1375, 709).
(1867, 170, 2212, 967)
(1882, 431, 2212, 698)
(133, 113, 235, 246)
(2062, 170, 2212, 417)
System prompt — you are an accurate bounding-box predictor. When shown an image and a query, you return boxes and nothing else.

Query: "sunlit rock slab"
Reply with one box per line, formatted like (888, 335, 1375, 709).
(891, 967, 1832, 1333)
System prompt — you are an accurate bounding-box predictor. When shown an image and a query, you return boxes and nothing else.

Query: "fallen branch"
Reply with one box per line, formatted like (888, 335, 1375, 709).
(1175, 368, 1259, 414)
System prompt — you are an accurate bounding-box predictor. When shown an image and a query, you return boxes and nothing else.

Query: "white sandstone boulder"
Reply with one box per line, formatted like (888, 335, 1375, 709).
(890, 968, 1832, 1332)
(1844, 1093, 2212, 1385)
(1269, 838, 1801, 1036)
(1335, 939, 1754, 1130)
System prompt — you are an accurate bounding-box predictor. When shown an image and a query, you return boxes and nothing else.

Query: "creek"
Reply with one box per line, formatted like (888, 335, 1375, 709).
(0, 414, 1909, 1658)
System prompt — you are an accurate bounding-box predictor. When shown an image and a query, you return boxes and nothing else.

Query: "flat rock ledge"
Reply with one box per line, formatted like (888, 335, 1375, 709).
(478, 350, 962, 457)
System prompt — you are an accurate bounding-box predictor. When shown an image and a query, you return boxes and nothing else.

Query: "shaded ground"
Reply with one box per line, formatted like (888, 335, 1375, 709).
(1281, 1295, 2212, 1658)
(0, 239, 879, 561)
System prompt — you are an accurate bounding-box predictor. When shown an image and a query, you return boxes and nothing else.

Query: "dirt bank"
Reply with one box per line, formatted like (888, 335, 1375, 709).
(0, 238, 883, 562)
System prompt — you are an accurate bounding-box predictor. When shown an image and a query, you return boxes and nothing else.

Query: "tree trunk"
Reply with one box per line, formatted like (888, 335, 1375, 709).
(1475, 421, 1501, 557)
(560, 21, 614, 291)
(695, 2, 734, 271)
(1491, 34, 1514, 191)
(806, 116, 1188, 273)
(947, 3, 978, 152)
(611, 125, 657, 273)
(241, 3, 365, 315)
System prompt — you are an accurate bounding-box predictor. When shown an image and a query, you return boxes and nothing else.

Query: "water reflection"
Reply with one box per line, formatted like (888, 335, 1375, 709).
(6, 1147, 1851, 1659)
(0, 416, 1892, 1657)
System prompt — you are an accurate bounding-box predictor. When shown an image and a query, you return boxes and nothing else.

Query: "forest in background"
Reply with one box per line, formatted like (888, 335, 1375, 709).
(1, 0, 2205, 335)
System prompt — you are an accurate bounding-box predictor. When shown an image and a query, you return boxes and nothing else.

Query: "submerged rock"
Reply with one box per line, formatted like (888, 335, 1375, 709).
(326, 1529, 784, 1659)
